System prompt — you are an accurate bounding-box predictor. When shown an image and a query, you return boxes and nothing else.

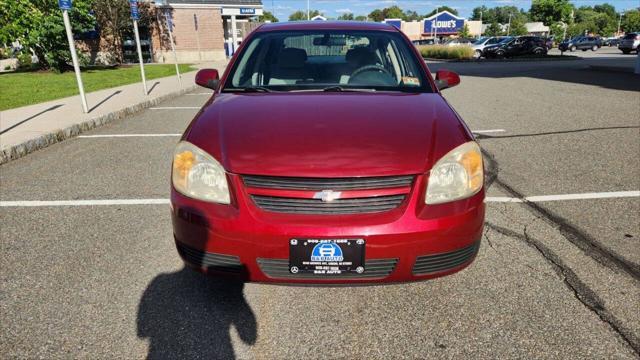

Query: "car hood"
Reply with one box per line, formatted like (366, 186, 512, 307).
(185, 92, 472, 177)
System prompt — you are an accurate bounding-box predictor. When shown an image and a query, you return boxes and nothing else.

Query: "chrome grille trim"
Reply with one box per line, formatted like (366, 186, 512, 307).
(251, 194, 405, 214)
(243, 175, 414, 190)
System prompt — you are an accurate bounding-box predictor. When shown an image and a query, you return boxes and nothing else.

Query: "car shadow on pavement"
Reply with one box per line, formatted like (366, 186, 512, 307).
(137, 268, 257, 359)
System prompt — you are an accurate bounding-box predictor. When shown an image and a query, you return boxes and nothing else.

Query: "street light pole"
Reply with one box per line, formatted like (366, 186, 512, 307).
(507, 13, 512, 36)
(307, 0, 310, 20)
(479, 11, 483, 38)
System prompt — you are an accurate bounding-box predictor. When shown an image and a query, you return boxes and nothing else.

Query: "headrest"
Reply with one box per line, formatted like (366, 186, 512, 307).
(346, 47, 376, 67)
(277, 48, 307, 68)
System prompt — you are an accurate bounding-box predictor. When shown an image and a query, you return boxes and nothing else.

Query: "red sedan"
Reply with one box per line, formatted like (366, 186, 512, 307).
(171, 21, 484, 284)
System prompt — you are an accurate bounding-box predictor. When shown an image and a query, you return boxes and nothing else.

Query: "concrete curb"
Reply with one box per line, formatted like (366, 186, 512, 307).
(0, 84, 198, 165)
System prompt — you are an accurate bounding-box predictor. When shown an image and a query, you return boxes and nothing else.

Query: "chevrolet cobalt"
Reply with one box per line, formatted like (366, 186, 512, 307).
(171, 21, 484, 284)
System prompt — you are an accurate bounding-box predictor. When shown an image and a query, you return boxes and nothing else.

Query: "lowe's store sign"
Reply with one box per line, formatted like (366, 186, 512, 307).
(424, 11, 465, 34)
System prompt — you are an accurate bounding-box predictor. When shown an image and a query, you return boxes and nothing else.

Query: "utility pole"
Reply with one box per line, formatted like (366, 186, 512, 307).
(479, 11, 483, 38)
(307, 0, 310, 20)
(59, 0, 88, 113)
(434, 7, 439, 43)
(617, 12, 623, 36)
(507, 13, 512, 36)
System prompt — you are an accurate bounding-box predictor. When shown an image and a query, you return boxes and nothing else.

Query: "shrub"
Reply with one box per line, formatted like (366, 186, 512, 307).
(17, 52, 32, 69)
(418, 45, 475, 60)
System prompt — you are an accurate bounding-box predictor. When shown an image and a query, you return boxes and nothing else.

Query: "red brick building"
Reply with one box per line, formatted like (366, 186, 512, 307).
(150, 0, 263, 63)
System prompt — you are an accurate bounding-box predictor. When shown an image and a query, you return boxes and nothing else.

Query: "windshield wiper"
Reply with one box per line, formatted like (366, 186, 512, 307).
(321, 86, 376, 92)
(225, 86, 273, 93)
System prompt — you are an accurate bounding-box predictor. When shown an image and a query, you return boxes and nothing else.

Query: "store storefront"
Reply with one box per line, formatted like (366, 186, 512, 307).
(152, 0, 263, 63)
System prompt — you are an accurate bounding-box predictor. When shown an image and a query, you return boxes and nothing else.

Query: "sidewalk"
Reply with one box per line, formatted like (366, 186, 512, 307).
(0, 60, 228, 164)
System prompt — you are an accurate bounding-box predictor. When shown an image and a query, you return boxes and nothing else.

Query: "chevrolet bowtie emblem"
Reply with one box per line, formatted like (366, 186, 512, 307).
(313, 190, 342, 202)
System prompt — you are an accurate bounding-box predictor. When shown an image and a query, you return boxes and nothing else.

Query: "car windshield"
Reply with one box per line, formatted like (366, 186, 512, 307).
(623, 33, 637, 39)
(223, 30, 431, 93)
(499, 37, 514, 44)
(473, 37, 490, 45)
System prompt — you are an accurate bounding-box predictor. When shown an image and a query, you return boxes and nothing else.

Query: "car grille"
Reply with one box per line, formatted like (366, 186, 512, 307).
(257, 258, 398, 279)
(251, 194, 405, 214)
(243, 175, 414, 190)
(176, 242, 244, 273)
(412, 241, 480, 276)
(243, 175, 414, 215)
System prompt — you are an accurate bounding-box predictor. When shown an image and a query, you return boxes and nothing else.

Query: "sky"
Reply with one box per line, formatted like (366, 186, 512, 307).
(262, 0, 639, 20)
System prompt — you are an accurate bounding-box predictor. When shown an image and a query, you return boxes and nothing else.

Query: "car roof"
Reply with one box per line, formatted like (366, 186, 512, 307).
(255, 21, 398, 32)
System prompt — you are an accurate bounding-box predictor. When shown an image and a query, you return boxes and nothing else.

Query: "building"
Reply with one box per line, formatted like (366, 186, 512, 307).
(153, 0, 264, 62)
(525, 22, 550, 36)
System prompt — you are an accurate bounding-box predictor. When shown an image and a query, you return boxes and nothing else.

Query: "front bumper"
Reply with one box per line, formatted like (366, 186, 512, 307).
(171, 174, 485, 284)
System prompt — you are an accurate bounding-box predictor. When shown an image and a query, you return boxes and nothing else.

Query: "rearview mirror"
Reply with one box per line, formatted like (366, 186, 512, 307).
(435, 70, 460, 90)
(195, 69, 220, 90)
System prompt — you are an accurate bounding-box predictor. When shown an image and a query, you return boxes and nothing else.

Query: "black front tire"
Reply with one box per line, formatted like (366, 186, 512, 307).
(622, 50, 631, 54)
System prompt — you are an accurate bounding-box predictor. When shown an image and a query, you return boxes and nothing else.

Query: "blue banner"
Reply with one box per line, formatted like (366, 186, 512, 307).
(240, 8, 256, 15)
(129, 1, 139, 20)
(58, 0, 72, 10)
(384, 19, 402, 29)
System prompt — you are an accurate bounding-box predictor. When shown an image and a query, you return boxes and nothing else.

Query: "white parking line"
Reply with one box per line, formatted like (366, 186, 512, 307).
(0, 199, 170, 207)
(78, 134, 181, 138)
(1, 191, 638, 207)
(486, 191, 640, 203)
(472, 129, 506, 134)
(149, 107, 200, 110)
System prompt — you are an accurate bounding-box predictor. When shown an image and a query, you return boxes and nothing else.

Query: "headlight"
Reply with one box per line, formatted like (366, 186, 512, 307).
(172, 141, 230, 204)
(425, 141, 483, 205)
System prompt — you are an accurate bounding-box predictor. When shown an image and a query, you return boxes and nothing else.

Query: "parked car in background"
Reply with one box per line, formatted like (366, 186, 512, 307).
(483, 36, 546, 58)
(618, 33, 640, 54)
(558, 36, 601, 52)
(412, 39, 435, 46)
(444, 38, 474, 47)
(471, 36, 503, 58)
(602, 37, 620, 47)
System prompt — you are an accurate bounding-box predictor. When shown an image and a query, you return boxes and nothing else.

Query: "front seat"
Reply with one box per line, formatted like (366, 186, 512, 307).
(268, 48, 309, 85)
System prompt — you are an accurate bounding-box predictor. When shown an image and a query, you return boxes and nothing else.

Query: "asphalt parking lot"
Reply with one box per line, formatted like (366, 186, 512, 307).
(1, 54, 639, 358)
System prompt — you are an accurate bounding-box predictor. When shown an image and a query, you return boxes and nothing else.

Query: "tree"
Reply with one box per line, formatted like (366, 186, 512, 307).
(530, 0, 574, 25)
(485, 22, 503, 36)
(289, 9, 322, 21)
(621, 9, 640, 33)
(92, 0, 154, 64)
(508, 19, 529, 36)
(470, 5, 528, 24)
(337, 13, 354, 21)
(355, 15, 368, 22)
(258, 11, 278, 23)
(457, 23, 471, 38)
(424, 6, 458, 18)
(382, 6, 404, 20)
(0, 0, 95, 71)
(368, 9, 384, 22)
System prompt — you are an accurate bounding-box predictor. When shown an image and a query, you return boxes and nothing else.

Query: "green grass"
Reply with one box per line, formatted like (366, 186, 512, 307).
(0, 64, 196, 111)
(418, 45, 475, 60)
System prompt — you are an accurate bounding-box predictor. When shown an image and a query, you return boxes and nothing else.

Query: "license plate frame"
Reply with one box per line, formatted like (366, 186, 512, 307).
(289, 238, 365, 275)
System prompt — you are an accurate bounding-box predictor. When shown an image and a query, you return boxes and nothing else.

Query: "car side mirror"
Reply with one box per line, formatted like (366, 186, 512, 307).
(435, 70, 460, 90)
(195, 69, 220, 90)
